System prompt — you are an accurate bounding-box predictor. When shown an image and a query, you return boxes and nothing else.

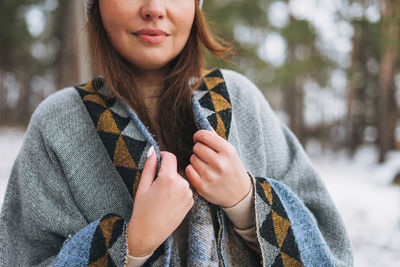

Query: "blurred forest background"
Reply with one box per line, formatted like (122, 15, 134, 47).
(1, 0, 399, 169)
(1, 1, 400, 265)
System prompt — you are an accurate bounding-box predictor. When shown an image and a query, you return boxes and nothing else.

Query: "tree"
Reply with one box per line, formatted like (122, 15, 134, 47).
(376, 0, 399, 162)
(0, 0, 90, 124)
(344, 0, 400, 161)
(204, 0, 334, 144)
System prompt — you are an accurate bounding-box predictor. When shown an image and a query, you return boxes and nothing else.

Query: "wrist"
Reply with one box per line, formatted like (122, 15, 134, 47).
(222, 185, 254, 229)
(127, 239, 156, 258)
(127, 222, 156, 258)
(222, 172, 252, 208)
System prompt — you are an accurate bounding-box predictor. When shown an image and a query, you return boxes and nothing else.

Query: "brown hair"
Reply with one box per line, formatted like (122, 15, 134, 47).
(87, 0, 233, 171)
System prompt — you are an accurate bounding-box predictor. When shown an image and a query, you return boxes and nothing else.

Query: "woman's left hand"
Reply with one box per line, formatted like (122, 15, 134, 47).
(185, 129, 252, 208)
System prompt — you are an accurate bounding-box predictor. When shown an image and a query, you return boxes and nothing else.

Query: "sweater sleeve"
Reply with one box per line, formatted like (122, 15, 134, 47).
(126, 252, 153, 267)
(221, 69, 353, 267)
(0, 109, 128, 266)
(222, 185, 260, 253)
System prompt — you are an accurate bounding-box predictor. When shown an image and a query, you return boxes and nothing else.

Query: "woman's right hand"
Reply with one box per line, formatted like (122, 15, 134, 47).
(127, 147, 194, 257)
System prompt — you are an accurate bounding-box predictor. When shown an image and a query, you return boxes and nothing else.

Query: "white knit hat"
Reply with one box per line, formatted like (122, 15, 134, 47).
(84, 0, 203, 18)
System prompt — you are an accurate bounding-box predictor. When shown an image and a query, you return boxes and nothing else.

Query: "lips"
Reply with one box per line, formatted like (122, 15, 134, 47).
(134, 29, 169, 35)
(133, 29, 170, 44)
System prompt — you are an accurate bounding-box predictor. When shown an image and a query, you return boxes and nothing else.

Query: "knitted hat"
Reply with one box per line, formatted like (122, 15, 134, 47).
(84, 0, 203, 18)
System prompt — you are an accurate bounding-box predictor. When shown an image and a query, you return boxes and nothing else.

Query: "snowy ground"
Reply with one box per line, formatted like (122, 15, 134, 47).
(0, 127, 25, 209)
(310, 146, 400, 267)
(0, 127, 399, 266)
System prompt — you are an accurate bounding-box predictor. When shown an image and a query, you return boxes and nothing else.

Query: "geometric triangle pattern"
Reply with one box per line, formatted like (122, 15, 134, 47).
(75, 78, 147, 199)
(196, 69, 233, 263)
(255, 178, 304, 267)
(75, 69, 233, 266)
(88, 213, 124, 267)
(197, 69, 232, 140)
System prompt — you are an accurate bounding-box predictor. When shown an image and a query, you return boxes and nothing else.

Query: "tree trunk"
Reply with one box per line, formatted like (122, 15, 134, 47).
(0, 71, 7, 123)
(282, 11, 305, 144)
(54, 0, 92, 90)
(284, 83, 305, 143)
(16, 71, 31, 123)
(377, 0, 399, 163)
(346, 20, 369, 155)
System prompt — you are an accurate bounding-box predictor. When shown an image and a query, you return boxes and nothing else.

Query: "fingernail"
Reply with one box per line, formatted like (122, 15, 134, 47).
(147, 146, 154, 158)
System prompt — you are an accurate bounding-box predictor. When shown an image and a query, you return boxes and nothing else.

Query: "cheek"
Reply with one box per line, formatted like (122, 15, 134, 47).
(99, 2, 132, 34)
(173, 10, 195, 47)
(182, 8, 195, 29)
(182, 8, 196, 35)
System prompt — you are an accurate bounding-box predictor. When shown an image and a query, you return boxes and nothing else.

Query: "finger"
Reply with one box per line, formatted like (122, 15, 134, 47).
(159, 151, 178, 176)
(193, 130, 225, 153)
(185, 164, 201, 189)
(189, 154, 208, 175)
(137, 146, 157, 192)
(192, 142, 218, 165)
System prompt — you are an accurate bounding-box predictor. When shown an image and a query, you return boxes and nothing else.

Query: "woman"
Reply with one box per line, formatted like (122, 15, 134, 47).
(0, 0, 353, 266)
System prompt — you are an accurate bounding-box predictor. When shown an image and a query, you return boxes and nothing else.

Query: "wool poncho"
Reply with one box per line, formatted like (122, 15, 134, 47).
(0, 69, 353, 266)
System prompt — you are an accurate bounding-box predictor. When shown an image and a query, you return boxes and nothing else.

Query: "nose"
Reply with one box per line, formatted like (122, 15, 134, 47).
(140, 0, 166, 21)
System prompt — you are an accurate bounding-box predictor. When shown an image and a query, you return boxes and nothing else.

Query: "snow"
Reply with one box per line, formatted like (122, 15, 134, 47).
(0, 127, 25, 209)
(0, 126, 399, 266)
(311, 147, 400, 267)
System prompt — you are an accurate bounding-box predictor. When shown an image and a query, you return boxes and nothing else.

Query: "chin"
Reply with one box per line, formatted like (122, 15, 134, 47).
(135, 61, 170, 71)
(128, 55, 175, 72)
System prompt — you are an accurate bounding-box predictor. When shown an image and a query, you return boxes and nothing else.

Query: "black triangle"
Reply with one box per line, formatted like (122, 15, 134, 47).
(110, 110, 131, 133)
(107, 254, 117, 267)
(260, 211, 279, 248)
(271, 253, 284, 267)
(98, 132, 120, 159)
(109, 218, 124, 248)
(85, 101, 108, 125)
(270, 189, 289, 220)
(199, 91, 215, 111)
(89, 225, 107, 263)
(205, 69, 222, 78)
(210, 82, 230, 104)
(92, 77, 106, 91)
(116, 166, 138, 197)
(218, 109, 232, 139)
(197, 80, 209, 92)
(75, 86, 92, 99)
(280, 227, 301, 261)
(122, 136, 148, 166)
(255, 180, 273, 207)
(105, 97, 116, 107)
(206, 113, 219, 133)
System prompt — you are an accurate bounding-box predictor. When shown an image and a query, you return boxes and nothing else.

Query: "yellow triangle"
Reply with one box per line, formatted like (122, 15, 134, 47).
(215, 113, 227, 140)
(272, 210, 291, 248)
(261, 182, 273, 205)
(204, 77, 225, 90)
(96, 110, 120, 134)
(201, 68, 213, 77)
(114, 136, 136, 169)
(210, 91, 231, 112)
(281, 252, 303, 267)
(81, 81, 95, 93)
(89, 254, 108, 267)
(132, 171, 141, 197)
(83, 94, 107, 108)
(99, 216, 120, 247)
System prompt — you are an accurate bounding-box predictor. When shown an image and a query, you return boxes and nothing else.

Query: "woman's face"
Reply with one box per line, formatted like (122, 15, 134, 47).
(99, 0, 196, 73)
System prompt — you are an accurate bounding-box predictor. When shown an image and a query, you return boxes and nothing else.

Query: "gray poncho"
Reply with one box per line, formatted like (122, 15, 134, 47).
(0, 69, 352, 266)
